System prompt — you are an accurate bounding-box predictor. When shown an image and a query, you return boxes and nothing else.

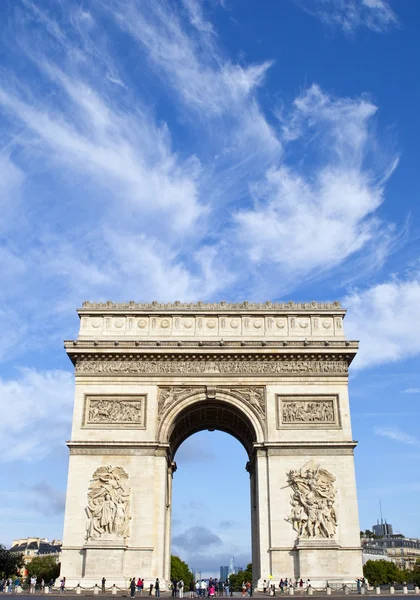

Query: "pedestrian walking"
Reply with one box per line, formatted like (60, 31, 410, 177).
(155, 579, 160, 598)
(130, 578, 136, 599)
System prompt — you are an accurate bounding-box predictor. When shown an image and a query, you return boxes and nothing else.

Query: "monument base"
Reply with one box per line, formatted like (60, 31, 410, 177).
(295, 539, 362, 586)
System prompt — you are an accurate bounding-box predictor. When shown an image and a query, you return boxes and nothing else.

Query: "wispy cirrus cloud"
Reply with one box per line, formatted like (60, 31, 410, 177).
(403, 388, 420, 394)
(374, 426, 419, 446)
(296, 0, 399, 34)
(0, 0, 403, 360)
(344, 275, 420, 368)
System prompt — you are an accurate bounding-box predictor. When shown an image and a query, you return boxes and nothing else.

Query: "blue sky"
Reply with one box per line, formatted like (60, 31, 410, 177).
(1, 0, 420, 576)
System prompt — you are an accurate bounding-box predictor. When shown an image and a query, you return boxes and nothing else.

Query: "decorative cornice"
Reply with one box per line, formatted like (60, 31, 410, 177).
(66, 339, 358, 350)
(81, 300, 342, 311)
(67, 441, 170, 456)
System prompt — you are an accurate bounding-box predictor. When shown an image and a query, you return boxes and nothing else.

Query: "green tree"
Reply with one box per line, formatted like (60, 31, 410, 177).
(363, 560, 404, 586)
(0, 545, 24, 578)
(27, 556, 60, 583)
(170, 555, 193, 584)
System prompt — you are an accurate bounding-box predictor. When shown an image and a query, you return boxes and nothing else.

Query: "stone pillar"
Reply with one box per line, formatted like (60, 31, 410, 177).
(307, 586, 313, 596)
(289, 586, 294, 595)
(414, 586, 419, 594)
(112, 585, 117, 595)
(375, 587, 381, 595)
(403, 586, 408, 594)
(389, 586, 394, 594)
(44, 587, 49, 594)
(76, 584, 81, 595)
(94, 584, 99, 594)
(254, 449, 271, 588)
(326, 588, 331, 595)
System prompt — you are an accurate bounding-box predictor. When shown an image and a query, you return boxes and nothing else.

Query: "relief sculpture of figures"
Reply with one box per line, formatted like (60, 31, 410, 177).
(282, 401, 334, 424)
(87, 397, 144, 424)
(287, 460, 337, 539)
(85, 466, 131, 541)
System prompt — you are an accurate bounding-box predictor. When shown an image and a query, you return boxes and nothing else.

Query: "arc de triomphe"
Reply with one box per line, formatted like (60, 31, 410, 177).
(61, 301, 362, 587)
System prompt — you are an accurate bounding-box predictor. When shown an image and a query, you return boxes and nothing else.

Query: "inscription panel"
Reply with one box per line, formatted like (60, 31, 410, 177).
(83, 394, 147, 429)
(277, 395, 340, 429)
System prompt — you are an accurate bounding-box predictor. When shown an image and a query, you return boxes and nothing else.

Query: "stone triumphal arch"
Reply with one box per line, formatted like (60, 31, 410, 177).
(61, 301, 362, 587)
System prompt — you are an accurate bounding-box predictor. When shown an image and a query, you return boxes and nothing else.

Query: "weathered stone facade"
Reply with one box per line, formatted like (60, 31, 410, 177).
(60, 301, 362, 587)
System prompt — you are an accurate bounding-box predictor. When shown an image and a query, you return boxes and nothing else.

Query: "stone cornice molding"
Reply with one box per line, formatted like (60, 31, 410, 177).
(80, 300, 343, 312)
(253, 441, 357, 457)
(65, 339, 358, 351)
(67, 441, 170, 457)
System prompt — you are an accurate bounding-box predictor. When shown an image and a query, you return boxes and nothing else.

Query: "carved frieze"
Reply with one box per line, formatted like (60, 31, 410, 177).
(287, 460, 337, 539)
(76, 358, 348, 375)
(278, 395, 338, 428)
(85, 466, 131, 541)
(84, 395, 146, 428)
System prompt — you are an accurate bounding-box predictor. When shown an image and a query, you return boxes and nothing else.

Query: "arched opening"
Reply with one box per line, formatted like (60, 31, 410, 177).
(161, 392, 262, 584)
(168, 398, 258, 460)
(171, 431, 251, 581)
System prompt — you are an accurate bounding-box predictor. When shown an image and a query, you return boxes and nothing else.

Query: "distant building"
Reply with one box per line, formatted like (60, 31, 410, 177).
(228, 557, 235, 576)
(362, 546, 393, 565)
(220, 566, 229, 582)
(363, 535, 420, 570)
(10, 538, 62, 566)
(373, 519, 393, 537)
(234, 567, 244, 574)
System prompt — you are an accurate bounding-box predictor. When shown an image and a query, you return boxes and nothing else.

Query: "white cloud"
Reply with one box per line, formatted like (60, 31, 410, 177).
(297, 0, 399, 33)
(374, 426, 419, 446)
(344, 276, 420, 368)
(0, 369, 74, 462)
(234, 84, 398, 285)
(0, 0, 403, 358)
(403, 388, 420, 394)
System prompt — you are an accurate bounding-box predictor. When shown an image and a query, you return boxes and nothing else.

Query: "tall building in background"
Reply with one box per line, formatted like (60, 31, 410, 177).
(220, 566, 229, 582)
(228, 557, 235, 576)
(373, 519, 393, 537)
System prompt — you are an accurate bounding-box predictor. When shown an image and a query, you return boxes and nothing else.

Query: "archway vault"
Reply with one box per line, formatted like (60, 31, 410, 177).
(157, 385, 266, 459)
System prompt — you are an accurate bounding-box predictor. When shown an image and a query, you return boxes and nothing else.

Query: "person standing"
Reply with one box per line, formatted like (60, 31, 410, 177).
(102, 577, 106, 593)
(155, 579, 160, 598)
(179, 580, 184, 599)
(130, 578, 136, 599)
(30, 576, 37, 594)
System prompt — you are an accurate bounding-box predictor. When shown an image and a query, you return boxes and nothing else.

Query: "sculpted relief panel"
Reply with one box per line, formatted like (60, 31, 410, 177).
(76, 358, 348, 376)
(85, 466, 131, 542)
(84, 395, 147, 428)
(287, 461, 337, 539)
(278, 395, 339, 428)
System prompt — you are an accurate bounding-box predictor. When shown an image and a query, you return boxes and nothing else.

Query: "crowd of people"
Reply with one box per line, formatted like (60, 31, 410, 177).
(0, 577, 62, 594)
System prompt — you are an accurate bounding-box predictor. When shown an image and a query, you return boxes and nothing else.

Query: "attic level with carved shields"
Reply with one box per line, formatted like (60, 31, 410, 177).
(60, 301, 362, 589)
